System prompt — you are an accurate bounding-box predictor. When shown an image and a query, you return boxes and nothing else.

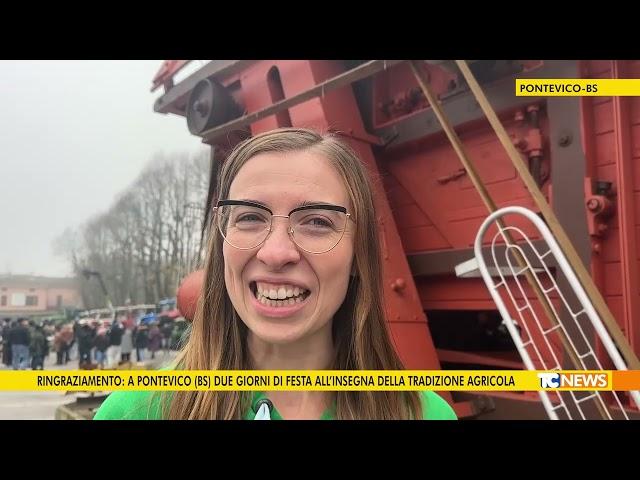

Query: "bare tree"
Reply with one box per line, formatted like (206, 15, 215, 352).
(53, 148, 210, 309)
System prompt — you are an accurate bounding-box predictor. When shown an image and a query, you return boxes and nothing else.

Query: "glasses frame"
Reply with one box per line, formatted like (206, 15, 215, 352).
(213, 199, 353, 254)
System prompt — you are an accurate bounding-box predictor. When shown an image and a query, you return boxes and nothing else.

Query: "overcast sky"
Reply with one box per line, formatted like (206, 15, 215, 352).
(0, 60, 206, 277)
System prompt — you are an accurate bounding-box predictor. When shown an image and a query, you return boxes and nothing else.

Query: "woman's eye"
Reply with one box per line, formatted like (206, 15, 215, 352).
(307, 217, 332, 228)
(237, 213, 265, 223)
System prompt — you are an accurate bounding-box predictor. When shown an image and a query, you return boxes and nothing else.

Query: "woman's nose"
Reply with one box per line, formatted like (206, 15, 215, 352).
(255, 217, 300, 269)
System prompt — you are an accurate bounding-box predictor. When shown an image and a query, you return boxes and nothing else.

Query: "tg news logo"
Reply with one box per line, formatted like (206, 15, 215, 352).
(537, 372, 609, 389)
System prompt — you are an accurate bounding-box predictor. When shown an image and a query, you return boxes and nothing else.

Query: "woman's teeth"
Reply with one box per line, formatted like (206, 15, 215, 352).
(254, 282, 308, 307)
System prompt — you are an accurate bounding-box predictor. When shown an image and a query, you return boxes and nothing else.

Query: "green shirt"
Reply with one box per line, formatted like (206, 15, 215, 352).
(93, 390, 457, 420)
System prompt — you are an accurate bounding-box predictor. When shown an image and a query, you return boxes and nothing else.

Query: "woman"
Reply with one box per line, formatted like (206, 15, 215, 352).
(120, 324, 133, 363)
(147, 322, 162, 359)
(95, 128, 456, 420)
(53, 326, 65, 365)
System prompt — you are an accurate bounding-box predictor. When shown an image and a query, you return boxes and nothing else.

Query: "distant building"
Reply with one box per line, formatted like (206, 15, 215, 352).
(0, 274, 83, 318)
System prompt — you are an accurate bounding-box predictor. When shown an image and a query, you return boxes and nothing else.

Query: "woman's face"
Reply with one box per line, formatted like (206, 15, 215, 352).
(223, 150, 354, 345)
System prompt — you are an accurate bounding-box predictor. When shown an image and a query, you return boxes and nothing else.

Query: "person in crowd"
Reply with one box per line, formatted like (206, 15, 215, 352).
(107, 317, 124, 368)
(60, 323, 74, 364)
(10, 318, 31, 370)
(133, 324, 149, 362)
(2, 318, 12, 367)
(120, 324, 134, 363)
(93, 328, 110, 369)
(53, 325, 65, 365)
(30, 323, 49, 370)
(147, 322, 162, 360)
(77, 320, 95, 367)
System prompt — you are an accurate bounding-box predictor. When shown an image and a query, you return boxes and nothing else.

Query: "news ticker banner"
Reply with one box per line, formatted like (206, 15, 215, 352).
(516, 79, 640, 96)
(1, 370, 640, 392)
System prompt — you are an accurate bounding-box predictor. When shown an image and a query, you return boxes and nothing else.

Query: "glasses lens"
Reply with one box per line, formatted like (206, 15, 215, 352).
(290, 208, 348, 253)
(217, 204, 271, 249)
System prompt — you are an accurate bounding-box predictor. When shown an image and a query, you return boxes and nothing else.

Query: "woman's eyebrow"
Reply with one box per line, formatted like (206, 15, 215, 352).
(298, 200, 338, 207)
(235, 199, 339, 208)
(236, 199, 270, 208)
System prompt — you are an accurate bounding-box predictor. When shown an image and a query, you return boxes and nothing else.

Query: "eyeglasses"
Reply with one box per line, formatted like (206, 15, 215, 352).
(214, 200, 353, 254)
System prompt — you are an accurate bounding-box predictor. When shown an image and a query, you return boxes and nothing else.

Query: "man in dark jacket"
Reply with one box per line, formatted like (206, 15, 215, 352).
(93, 329, 110, 368)
(107, 319, 124, 367)
(2, 318, 12, 366)
(77, 321, 95, 367)
(30, 324, 49, 370)
(10, 319, 31, 370)
(133, 325, 149, 362)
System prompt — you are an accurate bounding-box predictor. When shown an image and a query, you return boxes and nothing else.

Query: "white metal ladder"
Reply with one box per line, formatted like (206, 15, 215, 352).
(474, 206, 640, 419)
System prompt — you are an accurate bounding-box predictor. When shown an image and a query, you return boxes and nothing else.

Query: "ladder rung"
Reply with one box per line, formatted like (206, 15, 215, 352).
(542, 324, 562, 335)
(572, 309, 586, 318)
(575, 393, 598, 404)
(578, 351, 595, 360)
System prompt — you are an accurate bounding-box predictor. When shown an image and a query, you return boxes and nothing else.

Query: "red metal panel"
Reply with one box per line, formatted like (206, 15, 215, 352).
(593, 101, 614, 135)
(393, 203, 432, 228)
(398, 226, 450, 252)
(417, 274, 563, 370)
(603, 228, 620, 262)
(417, 278, 494, 305)
(372, 62, 457, 128)
(387, 322, 453, 403)
(595, 131, 616, 164)
(612, 60, 640, 353)
(380, 113, 549, 252)
(603, 262, 623, 295)
(606, 296, 625, 333)
(580, 60, 640, 361)
(178, 59, 640, 415)
(387, 322, 442, 369)
(437, 349, 524, 369)
(289, 60, 443, 369)
(215, 60, 443, 369)
(631, 125, 640, 157)
(585, 61, 612, 76)
(240, 61, 284, 133)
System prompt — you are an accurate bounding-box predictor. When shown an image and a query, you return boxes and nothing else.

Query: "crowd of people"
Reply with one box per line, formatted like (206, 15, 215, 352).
(1, 315, 179, 370)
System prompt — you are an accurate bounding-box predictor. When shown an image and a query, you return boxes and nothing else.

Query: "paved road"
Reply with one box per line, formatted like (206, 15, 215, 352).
(0, 349, 177, 419)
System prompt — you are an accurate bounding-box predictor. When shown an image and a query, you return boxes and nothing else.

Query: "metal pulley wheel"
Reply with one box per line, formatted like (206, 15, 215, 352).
(186, 78, 239, 135)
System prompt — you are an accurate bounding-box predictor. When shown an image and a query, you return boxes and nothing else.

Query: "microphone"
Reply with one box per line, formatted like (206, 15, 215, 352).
(253, 398, 273, 420)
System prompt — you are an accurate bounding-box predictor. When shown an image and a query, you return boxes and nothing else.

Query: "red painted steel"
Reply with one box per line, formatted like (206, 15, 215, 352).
(160, 60, 640, 417)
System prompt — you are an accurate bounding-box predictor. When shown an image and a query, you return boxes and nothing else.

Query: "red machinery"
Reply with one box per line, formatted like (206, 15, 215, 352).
(156, 60, 640, 419)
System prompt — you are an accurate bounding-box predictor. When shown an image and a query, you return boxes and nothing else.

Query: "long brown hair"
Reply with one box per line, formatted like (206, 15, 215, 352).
(163, 128, 422, 419)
